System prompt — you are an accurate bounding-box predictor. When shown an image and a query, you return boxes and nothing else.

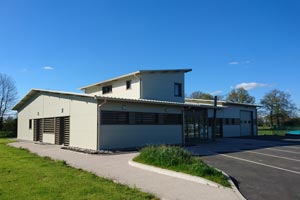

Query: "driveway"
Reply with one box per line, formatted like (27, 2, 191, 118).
(186, 136, 300, 200)
(9, 140, 241, 200)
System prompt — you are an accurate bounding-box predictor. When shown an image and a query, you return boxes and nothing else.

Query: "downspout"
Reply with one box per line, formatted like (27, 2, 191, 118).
(96, 97, 107, 150)
(212, 96, 218, 141)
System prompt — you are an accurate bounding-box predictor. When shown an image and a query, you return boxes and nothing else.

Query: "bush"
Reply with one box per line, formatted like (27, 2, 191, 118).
(134, 145, 230, 187)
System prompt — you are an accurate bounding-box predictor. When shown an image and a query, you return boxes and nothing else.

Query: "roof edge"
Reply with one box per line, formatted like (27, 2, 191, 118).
(79, 69, 192, 90)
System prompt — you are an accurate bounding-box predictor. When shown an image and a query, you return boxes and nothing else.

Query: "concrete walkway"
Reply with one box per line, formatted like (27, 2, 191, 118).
(9, 141, 241, 200)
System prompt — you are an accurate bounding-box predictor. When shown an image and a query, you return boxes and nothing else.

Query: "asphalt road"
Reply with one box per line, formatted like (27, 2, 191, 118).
(189, 137, 300, 200)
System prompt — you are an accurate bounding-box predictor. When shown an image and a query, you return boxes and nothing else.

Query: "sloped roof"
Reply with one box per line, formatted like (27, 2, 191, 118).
(13, 88, 227, 111)
(79, 69, 192, 90)
(12, 89, 94, 111)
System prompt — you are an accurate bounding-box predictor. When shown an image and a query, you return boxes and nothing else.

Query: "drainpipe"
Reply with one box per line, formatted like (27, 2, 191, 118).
(96, 97, 107, 150)
(212, 96, 217, 141)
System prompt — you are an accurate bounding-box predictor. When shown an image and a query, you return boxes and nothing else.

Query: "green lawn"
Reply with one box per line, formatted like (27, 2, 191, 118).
(134, 145, 230, 187)
(258, 127, 300, 136)
(0, 139, 157, 200)
(0, 131, 16, 138)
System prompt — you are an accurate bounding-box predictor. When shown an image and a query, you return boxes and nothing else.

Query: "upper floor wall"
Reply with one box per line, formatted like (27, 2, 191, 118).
(81, 69, 191, 102)
(140, 71, 185, 102)
(84, 75, 141, 99)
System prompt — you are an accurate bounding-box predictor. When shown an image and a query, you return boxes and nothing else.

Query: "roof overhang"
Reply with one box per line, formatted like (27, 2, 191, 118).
(96, 96, 224, 109)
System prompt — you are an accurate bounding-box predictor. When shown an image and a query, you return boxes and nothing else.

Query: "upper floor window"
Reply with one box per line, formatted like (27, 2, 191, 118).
(126, 80, 131, 90)
(102, 85, 112, 94)
(174, 83, 182, 97)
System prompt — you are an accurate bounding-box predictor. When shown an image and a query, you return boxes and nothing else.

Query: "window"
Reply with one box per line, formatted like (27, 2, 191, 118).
(29, 119, 32, 129)
(43, 118, 55, 134)
(174, 83, 182, 97)
(163, 114, 182, 125)
(102, 85, 112, 94)
(135, 112, 158, 125)
(126, 80, 131, 90)
(101, 111, 129, 124)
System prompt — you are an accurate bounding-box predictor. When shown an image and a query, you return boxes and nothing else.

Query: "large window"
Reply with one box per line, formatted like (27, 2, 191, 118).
(43, 118, 55, 134)
(101, 111, 129, 124)
(174, 83, 182, 97)
(135, 112, 158, 125)
(163, 114, 182, 124)
(102, 85, 112, 94)
(101, 110, 182, 125)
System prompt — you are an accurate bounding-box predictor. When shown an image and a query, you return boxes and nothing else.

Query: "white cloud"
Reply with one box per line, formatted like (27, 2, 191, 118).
(210, 90, 223, 95)
(43, 66, 54, 70)
(235, 82, 268, 90)
(228, 61, 240, 65)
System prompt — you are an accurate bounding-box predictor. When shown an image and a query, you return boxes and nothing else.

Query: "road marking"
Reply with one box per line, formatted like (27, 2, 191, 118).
(282, 146, 300, 150)
(220, 154, 300, 175)
(267, 148, 300, 155)
(247, 151, 300, 162)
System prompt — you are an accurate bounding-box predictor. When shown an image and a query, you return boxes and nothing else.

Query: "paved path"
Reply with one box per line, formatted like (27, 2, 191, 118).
(10, 140, 240, 200)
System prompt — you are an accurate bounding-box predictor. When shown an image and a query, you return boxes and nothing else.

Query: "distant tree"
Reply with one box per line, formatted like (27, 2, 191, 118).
(226, 88, 255, 104)
(190, 91, 223, 100)
(0, 73, 18, 130)
(190, 91, 214, 100)
(260, 89, 297, 128)
(283, 117, 300, 127)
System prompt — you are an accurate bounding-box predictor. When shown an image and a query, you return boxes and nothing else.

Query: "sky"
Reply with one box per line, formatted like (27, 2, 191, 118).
(1, 0, 300, 109)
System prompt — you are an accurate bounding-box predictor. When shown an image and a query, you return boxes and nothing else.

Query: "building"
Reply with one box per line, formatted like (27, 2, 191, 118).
(13, 69, 258, 150)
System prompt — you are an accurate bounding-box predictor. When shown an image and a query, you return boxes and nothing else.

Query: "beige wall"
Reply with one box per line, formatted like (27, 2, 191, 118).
(141, 72, 185, 102)
(17, 93, 98, 150)
(100, 125, 182, 150)
(43, 133, 55, 143)
(84, 75, 141, 99)
(99, 101, 183, 150)
(100, 101, 182, 114)
(208, 105, 258, 137)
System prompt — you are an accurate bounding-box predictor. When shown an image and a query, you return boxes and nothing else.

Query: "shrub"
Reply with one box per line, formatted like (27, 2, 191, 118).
(134, 145, 230, 187)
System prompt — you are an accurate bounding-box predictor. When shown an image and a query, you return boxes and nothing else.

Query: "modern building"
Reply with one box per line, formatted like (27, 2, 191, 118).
(13, 69, 258, 150)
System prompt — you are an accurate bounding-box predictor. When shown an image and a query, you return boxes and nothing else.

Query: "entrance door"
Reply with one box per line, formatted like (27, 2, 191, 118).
(240, 111, 253, 136)
(184, 108, 208, 145)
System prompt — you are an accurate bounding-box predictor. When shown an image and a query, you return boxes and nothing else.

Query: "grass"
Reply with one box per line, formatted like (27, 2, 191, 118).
(258, 126, 300, 136)
(0, 138, 157, 200)
(133, 145, 231, 187)
(0, 131, 16, 138)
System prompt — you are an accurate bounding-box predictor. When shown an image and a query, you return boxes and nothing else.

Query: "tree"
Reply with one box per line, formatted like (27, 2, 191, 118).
(190, 91, 214, 100)
(260, 89, 297, 128)
(189, 91, 223, 100)
(0, 73, 18, 130)
(226, 88, 255, 104)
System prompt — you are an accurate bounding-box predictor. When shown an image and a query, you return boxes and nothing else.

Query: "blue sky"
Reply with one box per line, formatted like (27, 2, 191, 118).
(1, 0, 299, 108)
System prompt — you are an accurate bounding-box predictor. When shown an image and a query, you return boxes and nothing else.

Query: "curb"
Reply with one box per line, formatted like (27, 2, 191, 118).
(219, 169, 246, 200)
(129, 158, 221, 188)
(129, 157, 246, 200)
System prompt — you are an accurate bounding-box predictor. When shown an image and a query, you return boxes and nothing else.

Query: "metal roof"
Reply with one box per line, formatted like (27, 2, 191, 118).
(13, 88, 226, 111)
(185, 98, 261, 107)
(95, 95, 224, 108)
(79, 69, 192, 90)
(12, 89, 94, 111)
